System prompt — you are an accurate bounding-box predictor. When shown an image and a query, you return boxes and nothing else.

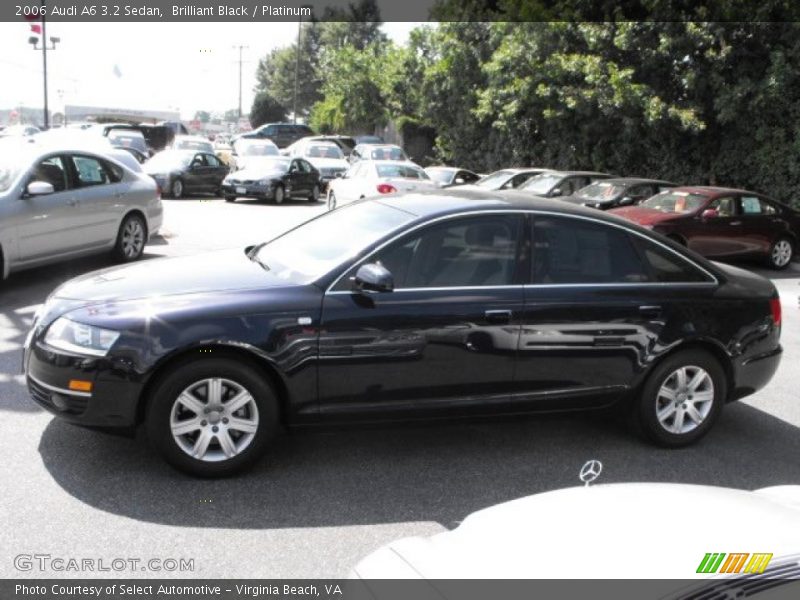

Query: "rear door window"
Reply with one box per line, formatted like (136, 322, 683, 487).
(70, 155, 113, 187)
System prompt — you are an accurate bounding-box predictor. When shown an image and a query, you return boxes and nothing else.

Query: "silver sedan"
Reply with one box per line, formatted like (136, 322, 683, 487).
(0, 141, 163, 278)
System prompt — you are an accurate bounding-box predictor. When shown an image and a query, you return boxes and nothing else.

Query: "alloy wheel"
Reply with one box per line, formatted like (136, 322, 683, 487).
(772, 239, 793, 267)
(172, 179, 183, 198)
(169, 377, 260, 462)
(655, 365, 714, 435)
(121, 218, 145, 258)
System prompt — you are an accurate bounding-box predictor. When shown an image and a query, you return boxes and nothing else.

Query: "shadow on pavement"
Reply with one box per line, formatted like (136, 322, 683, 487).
(37, 402, 800, 530)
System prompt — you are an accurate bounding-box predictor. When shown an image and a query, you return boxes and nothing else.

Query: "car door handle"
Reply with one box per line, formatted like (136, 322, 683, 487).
(639, 305, 663, 318)
(729, 221, 742, 226)
(484, 309, 512, 324)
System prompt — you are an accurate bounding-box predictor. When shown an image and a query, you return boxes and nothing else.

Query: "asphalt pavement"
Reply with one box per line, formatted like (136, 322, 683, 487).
(1, 196, 799, 578)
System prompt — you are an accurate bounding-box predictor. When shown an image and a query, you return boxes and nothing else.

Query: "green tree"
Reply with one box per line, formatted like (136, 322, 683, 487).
(193, 110, 211, 124)
(249, 92, 288, 128)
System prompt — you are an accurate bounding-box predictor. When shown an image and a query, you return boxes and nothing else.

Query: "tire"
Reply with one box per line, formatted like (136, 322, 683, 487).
(224, 195, 236, 203)
(171, 178, 184, 199)
(634, 349, 726, 447)
(768, 237, 794, 270)
(308, 184, 320, 202)
(273, 184, 284, 205)
(328, 192, 337, 211)
(112, 213, 147, 263)
(146, 357, 279, 477)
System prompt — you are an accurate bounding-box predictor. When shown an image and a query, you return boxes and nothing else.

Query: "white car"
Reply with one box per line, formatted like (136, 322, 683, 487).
(326, 160, 438, 210)
(0, 139, 162, 278)
(231, 138, 280, 171)
(286, 140, 349, 185)
(170, 135, 215, 154)
(353, 477, 800, 581)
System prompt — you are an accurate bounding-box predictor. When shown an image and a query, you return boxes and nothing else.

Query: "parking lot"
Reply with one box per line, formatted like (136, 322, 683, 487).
(1, 196, 799, 578)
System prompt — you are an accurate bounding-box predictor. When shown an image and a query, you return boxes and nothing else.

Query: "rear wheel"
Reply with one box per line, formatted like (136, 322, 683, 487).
(634, 349, 726, 447)
(146, 357, 279, 477)
(309, 184, 320, 202)
(328, 192, 337, 211)
(768, 237, 793, 270)
(112, 213, 146, 263)
(224, 195, 236, 203)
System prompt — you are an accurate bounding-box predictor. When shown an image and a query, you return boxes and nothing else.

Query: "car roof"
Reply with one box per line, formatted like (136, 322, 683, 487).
(371, 160, 420, 167)
(600, 177, 677, 186)
(538, 170, 613, 177)
(670, 185, 758, 197)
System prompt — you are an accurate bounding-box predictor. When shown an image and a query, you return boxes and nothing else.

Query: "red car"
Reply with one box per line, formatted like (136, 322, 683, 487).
(610, 186, 799, 269)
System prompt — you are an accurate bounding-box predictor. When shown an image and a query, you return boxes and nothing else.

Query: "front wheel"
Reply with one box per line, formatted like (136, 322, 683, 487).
(224, 195, 236, 203)
(273, 185, 285, 205)
(171, 178, 184, 199)
(112, 213, 146, 262)
(768, 237, 794, 270)
(634, 349, 726, 447)
(146, 357, 279, 477)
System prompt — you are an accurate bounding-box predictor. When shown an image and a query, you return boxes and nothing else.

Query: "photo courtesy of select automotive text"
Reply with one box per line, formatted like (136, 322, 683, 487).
(2, 0, 800, 597)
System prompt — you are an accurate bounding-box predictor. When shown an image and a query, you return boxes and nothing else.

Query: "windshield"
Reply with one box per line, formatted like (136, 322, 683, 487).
(640, 191, 708, 214)
(239, 142, 279, 157)
(577, 181, 626, 201)
(475, 170, 514, 189)
(175, 139, 213, 152)
(255, 201, 414, 283)
(305, 144, 344, 159)
(146, 152, 193, 170)
(521, 173, 563, 195)
(369, 147, 407, 161)
(426, 169, 453, 184)
(376, 164, 429, 179)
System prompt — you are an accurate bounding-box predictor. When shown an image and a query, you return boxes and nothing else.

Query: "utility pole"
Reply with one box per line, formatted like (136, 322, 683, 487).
(28, 0, 60, 129)
(232, 45, 249, 120)
(293, 19, 301, 124)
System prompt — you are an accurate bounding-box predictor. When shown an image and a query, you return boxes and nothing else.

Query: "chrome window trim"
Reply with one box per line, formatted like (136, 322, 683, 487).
(324, 208, 719, 294)
(28, 373, 92, 398)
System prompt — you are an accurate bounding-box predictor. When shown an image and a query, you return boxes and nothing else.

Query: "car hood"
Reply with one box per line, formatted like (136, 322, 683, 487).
(610, 206, 688, 226)
(51, 249, 295, 304)
(353, 483, 800, 580)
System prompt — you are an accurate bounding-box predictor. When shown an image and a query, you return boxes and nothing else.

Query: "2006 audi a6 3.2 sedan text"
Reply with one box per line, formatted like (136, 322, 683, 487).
(24, 190, 783, 476)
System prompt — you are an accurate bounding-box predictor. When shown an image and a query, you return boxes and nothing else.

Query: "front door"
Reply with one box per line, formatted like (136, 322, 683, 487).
(317, 213, 526, 419)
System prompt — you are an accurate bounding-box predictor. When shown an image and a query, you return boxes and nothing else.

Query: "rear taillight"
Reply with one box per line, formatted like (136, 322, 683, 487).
(376, 183, 397, 195)
(770, 297, 782, 327)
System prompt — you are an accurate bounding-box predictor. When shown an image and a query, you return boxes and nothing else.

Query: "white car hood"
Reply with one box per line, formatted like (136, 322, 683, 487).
(354, 483, 800, 579)
(308, 157, 348, 170)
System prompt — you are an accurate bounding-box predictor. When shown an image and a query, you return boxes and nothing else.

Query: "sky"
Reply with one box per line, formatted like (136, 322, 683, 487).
(0, 22, 421, 120)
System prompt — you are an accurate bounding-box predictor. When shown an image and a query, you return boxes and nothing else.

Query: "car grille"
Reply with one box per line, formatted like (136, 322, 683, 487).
(28, 377, 89, 416)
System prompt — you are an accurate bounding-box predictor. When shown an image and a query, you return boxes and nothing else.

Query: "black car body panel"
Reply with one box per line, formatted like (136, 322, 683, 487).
(563, 177, 678, 210)
(25, 190, 782, 429)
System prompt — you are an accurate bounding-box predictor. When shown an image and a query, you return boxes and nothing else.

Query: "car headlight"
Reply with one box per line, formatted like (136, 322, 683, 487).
(44, 317, 120, 357)
(258, 178, 273, 186)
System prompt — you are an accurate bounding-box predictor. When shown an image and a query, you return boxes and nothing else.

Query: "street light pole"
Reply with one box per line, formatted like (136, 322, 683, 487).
(293, 18, 301, 124)
(29, 0, 59, 130)
(232, 45, 248, 121)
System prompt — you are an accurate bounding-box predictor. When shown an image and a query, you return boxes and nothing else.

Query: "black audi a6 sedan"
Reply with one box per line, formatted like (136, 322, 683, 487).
(24, 190, 783, 476)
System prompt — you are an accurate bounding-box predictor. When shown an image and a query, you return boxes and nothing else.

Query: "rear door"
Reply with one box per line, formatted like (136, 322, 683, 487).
(318, 213, 526, 418)
(737, 195, 783, 257)
(66, 153, 125, 248)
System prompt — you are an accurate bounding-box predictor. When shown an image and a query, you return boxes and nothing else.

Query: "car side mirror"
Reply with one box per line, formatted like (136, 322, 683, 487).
(701, 208, 719, 220)
(454, 177, 465, 185)
(26, 181, 55, 196)
(550, 187, 563, 197)
(619, 196, 634, 206)
(353, 263, 394, 293)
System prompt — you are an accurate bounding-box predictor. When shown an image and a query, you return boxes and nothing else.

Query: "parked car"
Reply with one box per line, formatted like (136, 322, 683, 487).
(22, 191, 782, 475)
(349, 144, 410, 164)
(0, 141, 162, 277)
(221, 156, 322, 204)
(0, 124, 41, 138)
(460, 168, 551, 191)
(230, 139, 280, 171)
(106, 129, 149, 158)
(354, 134, 384, 145)
(327, 160, 437, 209)
(353, 478, 800, 579)
(236, 122, 314, 148)
(286, 140, 349, 186)
(289, 135, 357, 157)
(424, 166, 482, 188)
(564, 177, 677, 210)
(520, 170, 613, 199)
(611, 186, 800, 269)
(87, 123, 172, 155)
(170, 135, 215, 154)
(144, 149, 229, 199)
